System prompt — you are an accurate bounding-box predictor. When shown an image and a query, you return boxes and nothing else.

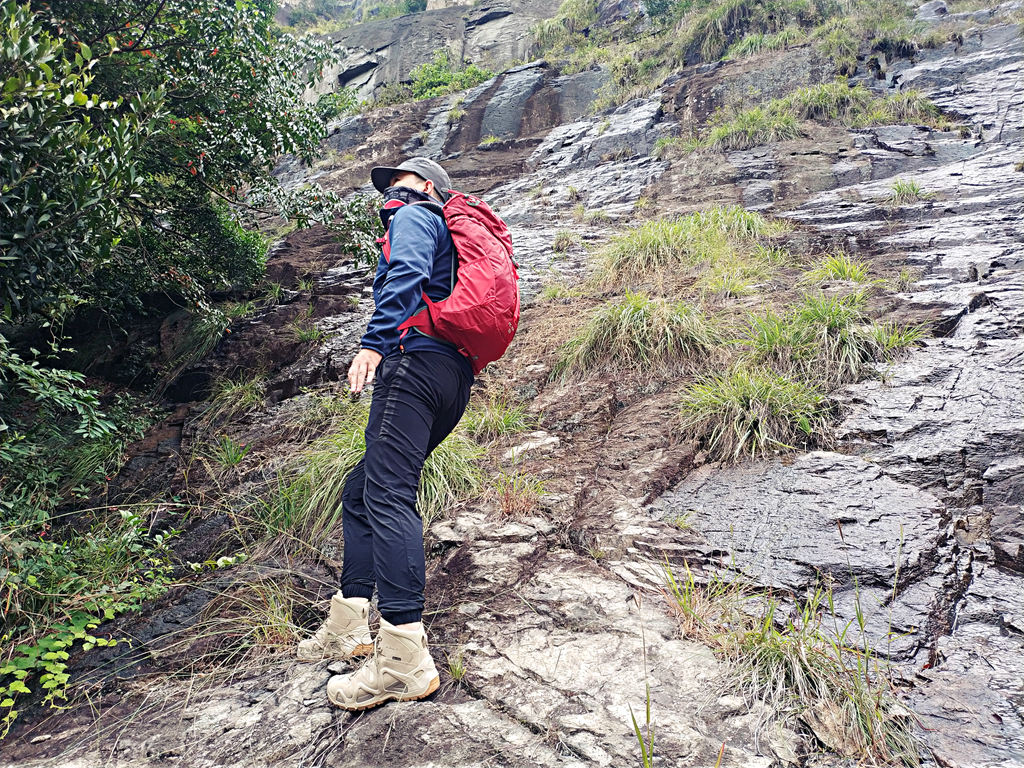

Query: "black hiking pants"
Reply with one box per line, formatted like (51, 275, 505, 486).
(340, 350, 472, 625)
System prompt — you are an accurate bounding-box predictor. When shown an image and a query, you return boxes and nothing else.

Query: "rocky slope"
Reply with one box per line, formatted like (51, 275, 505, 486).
(4, 2, 1022, 767)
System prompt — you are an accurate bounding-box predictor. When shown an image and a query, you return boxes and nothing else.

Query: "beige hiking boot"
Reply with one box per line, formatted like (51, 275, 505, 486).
(296, 593, 373, 662)
(326, 619, 440, 710)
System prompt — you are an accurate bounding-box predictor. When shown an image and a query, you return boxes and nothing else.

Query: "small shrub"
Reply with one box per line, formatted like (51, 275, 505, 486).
(447, 106, 466, 124)
(679, 366, 829, 460)
(409, 50, 493, 101)
(553, 293, 718, 377)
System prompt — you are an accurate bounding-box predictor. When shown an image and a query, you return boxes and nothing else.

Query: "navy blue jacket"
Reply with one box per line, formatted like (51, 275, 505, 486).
(360, 204, 474, 380)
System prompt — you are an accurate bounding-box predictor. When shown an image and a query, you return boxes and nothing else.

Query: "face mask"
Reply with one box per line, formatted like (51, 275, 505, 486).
(379, 185, 434, 229)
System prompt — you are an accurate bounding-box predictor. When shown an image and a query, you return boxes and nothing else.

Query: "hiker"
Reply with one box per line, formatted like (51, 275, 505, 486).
(296, 157, 475, 710)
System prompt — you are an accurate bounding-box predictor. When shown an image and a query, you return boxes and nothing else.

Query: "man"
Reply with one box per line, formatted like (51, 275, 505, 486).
(296, 157, 474, 712)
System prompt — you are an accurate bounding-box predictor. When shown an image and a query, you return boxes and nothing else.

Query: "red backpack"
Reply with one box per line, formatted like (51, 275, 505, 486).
(378, 190, 520, 375)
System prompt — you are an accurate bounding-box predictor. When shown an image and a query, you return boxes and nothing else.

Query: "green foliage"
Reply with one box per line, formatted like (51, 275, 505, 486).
(461, 397, 535, 442)
(662, 561, 920, 765)
(330, 193, 384, 270)
(553, 292, 718, 377)
(803, 252, 871, 283)
(408, 49, 494, 101)
(886, 178, 934, 205)
(690, 81, 946, 152)
(595, 206, 789, 285)
(1, 0, 340, 326)
(0, 507, 176, 736)
(679, 366, 829, 460)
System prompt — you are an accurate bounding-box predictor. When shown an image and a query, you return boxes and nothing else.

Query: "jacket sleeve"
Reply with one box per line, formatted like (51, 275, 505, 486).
(360, 205, 442, 357)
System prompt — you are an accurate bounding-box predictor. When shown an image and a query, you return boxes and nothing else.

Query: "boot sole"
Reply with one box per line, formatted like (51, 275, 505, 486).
(296, 643, 375, 663)
(329, 675, 440, 712)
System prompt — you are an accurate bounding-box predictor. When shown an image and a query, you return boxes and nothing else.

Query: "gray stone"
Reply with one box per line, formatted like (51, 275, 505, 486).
(916, 0, 948, 19)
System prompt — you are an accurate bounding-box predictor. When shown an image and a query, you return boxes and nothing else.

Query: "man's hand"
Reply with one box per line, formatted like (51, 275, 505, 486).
(348, 349, 384, 395)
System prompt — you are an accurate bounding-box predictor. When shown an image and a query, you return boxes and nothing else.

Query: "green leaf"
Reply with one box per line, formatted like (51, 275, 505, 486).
(79, 43, 92, 60)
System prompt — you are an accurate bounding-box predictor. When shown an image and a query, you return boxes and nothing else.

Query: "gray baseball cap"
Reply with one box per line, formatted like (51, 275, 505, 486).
(370, 157, 452, 202)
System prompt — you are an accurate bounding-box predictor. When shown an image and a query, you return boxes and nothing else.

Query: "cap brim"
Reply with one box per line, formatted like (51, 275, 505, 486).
(370, 166, 404, 194)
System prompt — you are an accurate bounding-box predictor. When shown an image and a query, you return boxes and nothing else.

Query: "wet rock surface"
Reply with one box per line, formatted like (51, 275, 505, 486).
(649, 18, 1024, 767)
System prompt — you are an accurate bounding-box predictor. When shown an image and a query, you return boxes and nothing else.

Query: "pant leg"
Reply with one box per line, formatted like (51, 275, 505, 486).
(362, 351, 472, 625)
(339, 354, 399, 600)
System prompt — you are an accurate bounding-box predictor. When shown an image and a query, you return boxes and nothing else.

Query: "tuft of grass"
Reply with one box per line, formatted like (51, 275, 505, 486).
(447, 106, 466, 124)
(447, 649, 467, 683)
(662, 561, 920, 766)
(869, 322, 924, 359)
(207, 435, 253, 467)
(705, 108, 802, 151)
(792, 292, 876, 385)
(703, 269, 752, 298)
(595, 206, 788, 285)
(679, 366, 829, 460)
(885, 178, 934, 206)
(725, 25, 806, 58)
(552, 230, 580, 252)
(291, 323, 326, 343)
(553, 293, 718, 378)
(803, 253, 871, 283)
(492, 470, 544, 518)
(195, 374, 266, 433)
(479, 134, 501, 146)
(461, 397, 535, 443)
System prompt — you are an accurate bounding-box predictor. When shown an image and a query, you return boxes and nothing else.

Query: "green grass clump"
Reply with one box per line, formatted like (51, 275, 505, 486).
(552, 230, 580, 252)
(803, 253, 871, 283)
(461, 397, 535, 442)
(679, 366, 828, 460)
(886, 178, 934, 205)
(196, 374, 266, 432)
(869, 322, 924, 359)
(596, 206, 788, 284)
(705, 108, 802, 151)
(725, 25, 806, 58)
(690, 81, 946, 153)
(793, 292, 877, 385)
(553, 293, 718, 378)
(273, 399, 483, 548)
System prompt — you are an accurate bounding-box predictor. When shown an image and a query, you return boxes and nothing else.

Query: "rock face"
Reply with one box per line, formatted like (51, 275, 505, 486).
(6, 6, 1024, 768)
(321, 0, 566, 100)
(649, 17, 1024, 767)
